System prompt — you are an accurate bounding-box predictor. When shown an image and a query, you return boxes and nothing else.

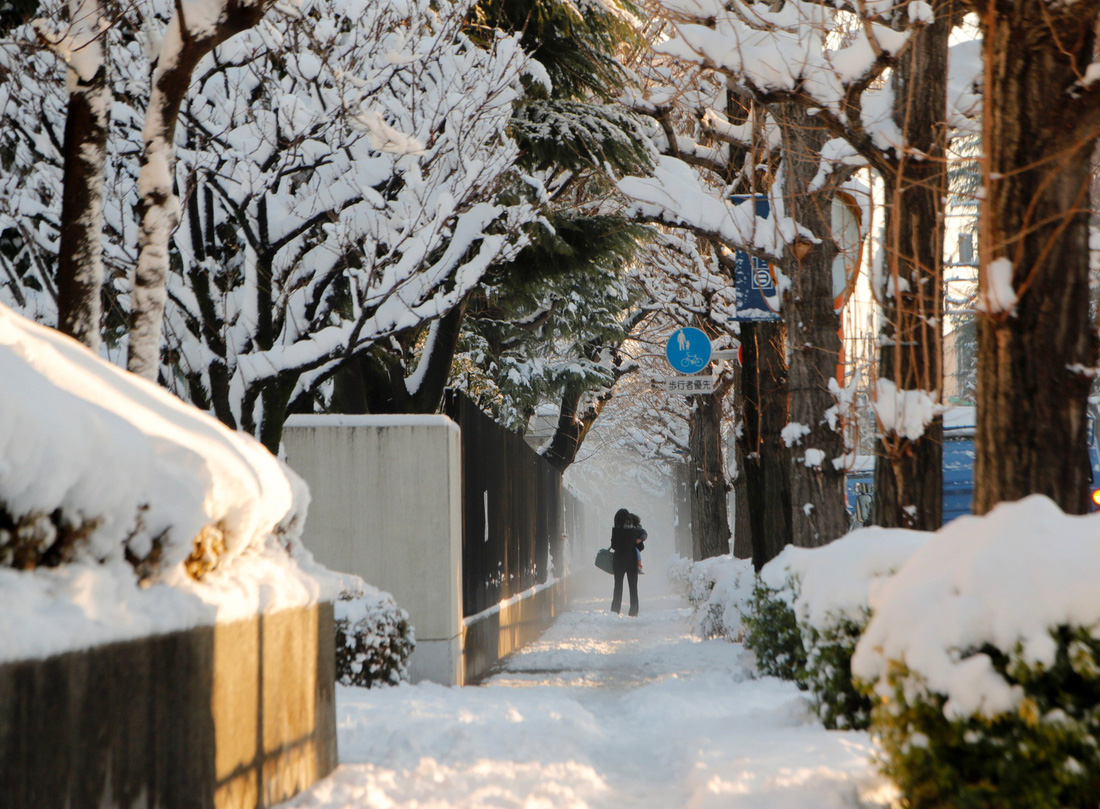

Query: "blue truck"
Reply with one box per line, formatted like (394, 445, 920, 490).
(846, 407, 1100, 528)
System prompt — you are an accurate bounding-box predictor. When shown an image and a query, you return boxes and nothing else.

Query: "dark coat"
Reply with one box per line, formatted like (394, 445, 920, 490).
(610, 526, 645, 572)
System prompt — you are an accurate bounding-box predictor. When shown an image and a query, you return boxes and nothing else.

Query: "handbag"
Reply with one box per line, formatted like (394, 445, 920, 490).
(594, 547, 614, 574)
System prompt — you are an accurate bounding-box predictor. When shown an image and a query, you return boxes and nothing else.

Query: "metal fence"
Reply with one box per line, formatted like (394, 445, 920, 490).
(444, 391, 568, 618)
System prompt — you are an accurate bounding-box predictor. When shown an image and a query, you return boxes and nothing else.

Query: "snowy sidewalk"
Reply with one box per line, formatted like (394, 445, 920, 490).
(280, 591, 894, 809)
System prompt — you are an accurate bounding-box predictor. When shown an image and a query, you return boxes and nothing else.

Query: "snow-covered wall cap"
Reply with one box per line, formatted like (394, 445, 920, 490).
(284, 413, 459, 432)
(943, 404, 975, 434)
(852, 496, 1100, 721)
(0, 303, 344, 662)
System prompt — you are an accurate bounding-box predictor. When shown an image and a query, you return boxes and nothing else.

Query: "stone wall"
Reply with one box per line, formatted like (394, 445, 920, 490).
(0, 603, 337, 809)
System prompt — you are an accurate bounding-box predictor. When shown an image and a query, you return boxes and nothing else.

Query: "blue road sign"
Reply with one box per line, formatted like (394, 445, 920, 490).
(666, 327, 712, 374)
(729, 196, 781, 322)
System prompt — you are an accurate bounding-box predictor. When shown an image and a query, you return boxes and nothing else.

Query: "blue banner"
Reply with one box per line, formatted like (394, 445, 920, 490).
(729, 196, 781, 322)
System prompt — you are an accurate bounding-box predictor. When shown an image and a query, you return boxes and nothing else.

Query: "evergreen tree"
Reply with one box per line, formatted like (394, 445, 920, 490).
(333, 0, 656, 473)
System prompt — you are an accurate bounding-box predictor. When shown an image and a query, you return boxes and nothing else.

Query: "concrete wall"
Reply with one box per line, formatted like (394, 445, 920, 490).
(0, 603, 337, 809)
(283, 416, 464, 685)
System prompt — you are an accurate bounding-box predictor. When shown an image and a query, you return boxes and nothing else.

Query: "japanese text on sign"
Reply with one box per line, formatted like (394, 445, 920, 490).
(662, 376, 716, 394)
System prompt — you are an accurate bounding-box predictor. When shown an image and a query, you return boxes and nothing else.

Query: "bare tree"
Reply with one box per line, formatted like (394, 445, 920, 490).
(871, 2, 957, 529)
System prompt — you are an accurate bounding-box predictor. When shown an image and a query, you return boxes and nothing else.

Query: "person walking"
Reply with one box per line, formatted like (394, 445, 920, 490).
(609, 508, 646, 616)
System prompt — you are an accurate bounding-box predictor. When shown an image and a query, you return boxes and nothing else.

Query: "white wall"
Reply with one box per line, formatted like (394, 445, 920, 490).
(282, 415, 464, 685)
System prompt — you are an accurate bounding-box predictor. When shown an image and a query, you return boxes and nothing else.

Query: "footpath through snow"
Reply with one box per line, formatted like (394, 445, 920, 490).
(280, 583, 896, 809)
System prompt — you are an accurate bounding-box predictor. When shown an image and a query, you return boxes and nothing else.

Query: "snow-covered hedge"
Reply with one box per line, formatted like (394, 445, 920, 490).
(741, 531, 927, 728)
(853, 496, 1100, 808)
(335, 584, 415, 688)
(0, 304, 342, 662)
(788, 529, 928, 729)
(741, 572, 807, 686)
(666, 553, 755, 639)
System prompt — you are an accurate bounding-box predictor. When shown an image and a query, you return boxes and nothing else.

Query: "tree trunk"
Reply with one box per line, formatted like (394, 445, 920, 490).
(730, 359, 752, 559)
(688, 388, 731, 559)
(731, 438, 752, 559)
(739, 320, 791, 571)
(55, 2, 109, 349)
(407, 300, 468, 413)
(541, 382, 608, 473)
(973, 6, 1100, 514)
(872, 3, 952, 530)
(778, 103, 848, 547)
(259, 375, 298, 453)
(128, 0, 269, 380)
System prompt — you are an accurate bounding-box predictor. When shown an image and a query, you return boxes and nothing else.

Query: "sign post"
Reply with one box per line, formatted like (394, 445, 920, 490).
(662, 376, 717, 394)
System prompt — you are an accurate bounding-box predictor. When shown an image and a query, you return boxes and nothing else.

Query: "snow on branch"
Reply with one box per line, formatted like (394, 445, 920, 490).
(618, 154, 810, 261)
(650, 0, 919, 165)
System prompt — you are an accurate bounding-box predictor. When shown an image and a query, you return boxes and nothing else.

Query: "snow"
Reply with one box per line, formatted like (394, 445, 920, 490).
(278, 589, 895, 809)
(853, 496, 1100, 720)
(802, 448, 826, 468)
(976, 256, 1018, 315)
(871, 378, 938, 440)
(764, 529, 929, 632)
(781, 422, 811, 447)
(908, 1, 934, 23)
(285, 413, 459, 432)
(32, 0, 107, 86)
(0, 303, 342, 663)
(618, 155, 808, 261)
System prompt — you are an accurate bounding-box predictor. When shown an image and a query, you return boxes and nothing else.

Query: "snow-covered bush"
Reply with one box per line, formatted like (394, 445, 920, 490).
(853, 497, 1100, 808)
(666, 554, 755, 639)
(0, 304, 341, 662)
(0, 304, 307, 577)
(741, 574, 807, 686)
(335, 584, 415, 688)
(742, 532, 926, 728)
(789, 529, 928, 729)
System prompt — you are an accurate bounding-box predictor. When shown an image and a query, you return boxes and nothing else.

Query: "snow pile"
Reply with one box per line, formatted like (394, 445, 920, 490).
(667, 553, 756, 639)
(0, 304, 342, 663)
(853, 495, 1100, 719)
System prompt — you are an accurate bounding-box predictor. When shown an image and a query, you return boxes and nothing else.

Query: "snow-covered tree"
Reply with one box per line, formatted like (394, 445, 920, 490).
(619, 22, 859, 551)
(324, 0, 655, 452)
(159, 0, 536, 448)
(126, 0, 278, 381)
(629, 1, 982, 531)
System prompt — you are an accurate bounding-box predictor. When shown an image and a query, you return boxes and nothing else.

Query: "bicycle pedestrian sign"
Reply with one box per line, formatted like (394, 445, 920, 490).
(665, 327, 711, 374)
